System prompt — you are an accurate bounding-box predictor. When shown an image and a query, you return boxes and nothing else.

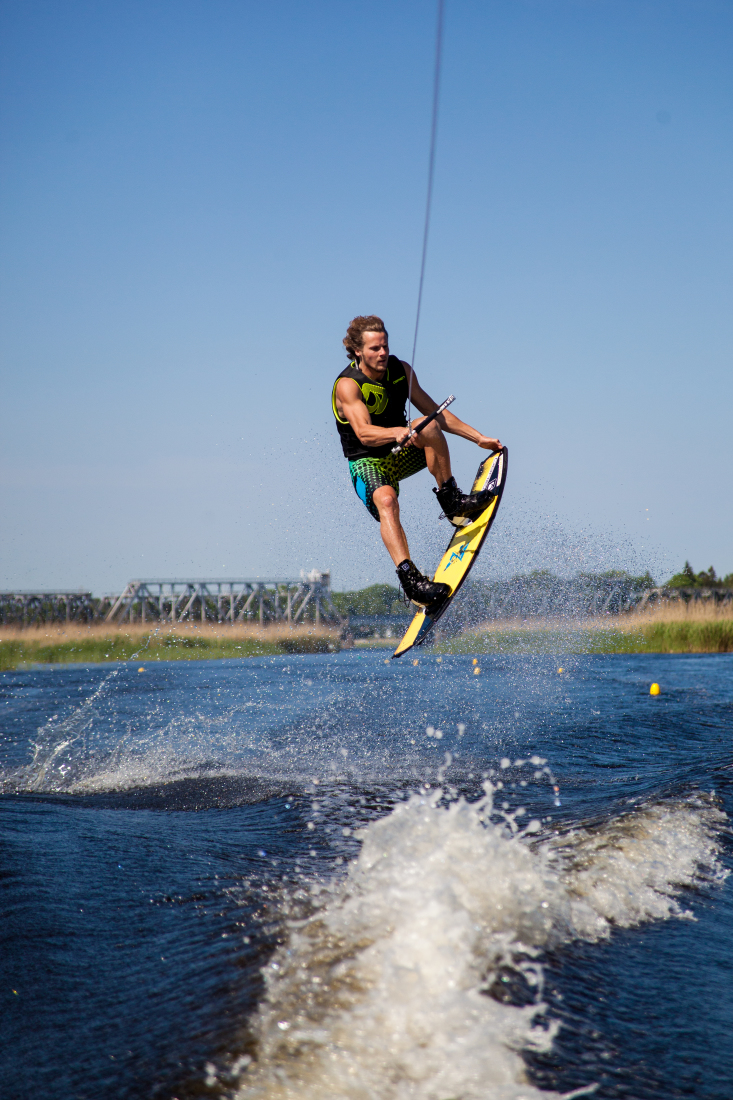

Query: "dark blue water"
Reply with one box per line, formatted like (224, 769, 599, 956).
(1, 651, 731, 1099)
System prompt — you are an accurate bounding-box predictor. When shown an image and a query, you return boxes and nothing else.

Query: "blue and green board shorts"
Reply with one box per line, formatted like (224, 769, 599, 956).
(348, 447, 428, 521)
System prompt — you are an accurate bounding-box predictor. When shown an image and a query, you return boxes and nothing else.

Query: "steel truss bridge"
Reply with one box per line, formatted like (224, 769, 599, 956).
(0, 572, 343, 628)
(106, 573, 342, 626)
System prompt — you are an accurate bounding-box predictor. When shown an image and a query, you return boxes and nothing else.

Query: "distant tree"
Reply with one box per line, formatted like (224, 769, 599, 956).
(331, 583, 402, 616)
(667, 562, 697, 588)
(666, 562, 730, 588)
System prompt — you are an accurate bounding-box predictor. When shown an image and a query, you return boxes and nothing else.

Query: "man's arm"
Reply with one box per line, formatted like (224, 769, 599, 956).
(403, 362, 501, 451)
(336, 378, 412, 448)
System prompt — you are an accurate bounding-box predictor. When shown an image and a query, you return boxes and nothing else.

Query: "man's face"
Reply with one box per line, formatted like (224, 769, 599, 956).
(358, 331, 389, 373)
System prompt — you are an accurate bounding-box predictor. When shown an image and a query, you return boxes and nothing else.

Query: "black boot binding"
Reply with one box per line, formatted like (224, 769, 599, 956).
(396, 559, 450, 613)
(433, 475, 495, 528)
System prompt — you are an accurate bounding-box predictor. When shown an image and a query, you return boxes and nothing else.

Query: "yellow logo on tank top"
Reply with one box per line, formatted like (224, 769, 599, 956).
(360, 383, 388, 416)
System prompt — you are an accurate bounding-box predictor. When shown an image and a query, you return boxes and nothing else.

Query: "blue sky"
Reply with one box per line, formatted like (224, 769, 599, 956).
(1, 0, 731, 594)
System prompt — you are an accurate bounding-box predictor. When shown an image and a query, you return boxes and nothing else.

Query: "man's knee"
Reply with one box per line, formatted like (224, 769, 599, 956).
(374, 487, 399, 519)
(412, 418, 444, 449)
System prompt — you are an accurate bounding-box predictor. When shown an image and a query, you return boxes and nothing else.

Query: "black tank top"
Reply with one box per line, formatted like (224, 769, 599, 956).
(332, 356, 409, 459)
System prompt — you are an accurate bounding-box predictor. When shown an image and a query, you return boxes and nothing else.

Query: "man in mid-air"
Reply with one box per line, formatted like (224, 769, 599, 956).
(332, 314, 502, 609)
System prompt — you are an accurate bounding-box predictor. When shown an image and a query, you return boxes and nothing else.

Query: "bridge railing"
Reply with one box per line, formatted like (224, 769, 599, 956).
(105, 575, 342, 626)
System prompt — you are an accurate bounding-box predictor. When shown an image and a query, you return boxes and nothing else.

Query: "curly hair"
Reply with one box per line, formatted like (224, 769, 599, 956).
(343, 315, 388, 359)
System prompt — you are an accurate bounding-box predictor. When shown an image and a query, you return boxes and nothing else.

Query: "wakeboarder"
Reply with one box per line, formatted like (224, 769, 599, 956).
(332, 315, 502, 610)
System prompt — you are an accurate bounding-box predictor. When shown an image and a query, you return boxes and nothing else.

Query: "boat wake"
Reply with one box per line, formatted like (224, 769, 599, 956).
(228, 783, 726, 1100)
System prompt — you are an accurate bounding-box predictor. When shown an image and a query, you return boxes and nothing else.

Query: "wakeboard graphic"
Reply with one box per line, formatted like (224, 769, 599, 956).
(392, 447, 508, 658)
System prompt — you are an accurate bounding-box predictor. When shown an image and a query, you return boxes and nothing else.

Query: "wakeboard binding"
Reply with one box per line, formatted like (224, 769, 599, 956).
(433, 475, 496, 528)
(396, 559, 450, 615)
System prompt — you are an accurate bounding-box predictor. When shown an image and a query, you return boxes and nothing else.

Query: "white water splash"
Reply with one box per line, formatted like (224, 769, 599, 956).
(233, 787, 726, 1100)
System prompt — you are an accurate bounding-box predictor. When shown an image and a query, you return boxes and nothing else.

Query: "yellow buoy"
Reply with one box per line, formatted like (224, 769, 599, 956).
(472, 658, 478, 665)
(650, 682, 660, 695)
(138, 667, 145, 672)
(474, 667, 481, 675)
(412, 659, 419, 666)
(558, 668, 564, 674)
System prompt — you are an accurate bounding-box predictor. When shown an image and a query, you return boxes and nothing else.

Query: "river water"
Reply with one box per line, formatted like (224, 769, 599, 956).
(1, 650, 732, 1099)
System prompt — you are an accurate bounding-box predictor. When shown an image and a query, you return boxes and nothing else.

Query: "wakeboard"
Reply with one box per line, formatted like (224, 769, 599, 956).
(392, 446, 508, 658)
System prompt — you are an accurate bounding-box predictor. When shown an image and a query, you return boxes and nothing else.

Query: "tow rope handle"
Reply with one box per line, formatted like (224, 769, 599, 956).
(391, 395, 455, 455)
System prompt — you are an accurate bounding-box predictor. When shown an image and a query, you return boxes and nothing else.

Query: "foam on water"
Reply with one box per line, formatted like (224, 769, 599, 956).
(4, 694, 441, 796)
(232, 786, 726, 1100)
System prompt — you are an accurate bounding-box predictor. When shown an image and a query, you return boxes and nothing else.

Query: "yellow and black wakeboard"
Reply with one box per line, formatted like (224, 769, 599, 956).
(392, 446, 508, 658)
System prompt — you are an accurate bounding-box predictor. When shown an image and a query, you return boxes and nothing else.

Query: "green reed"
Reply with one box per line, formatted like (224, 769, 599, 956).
(0, 632, 339, 671)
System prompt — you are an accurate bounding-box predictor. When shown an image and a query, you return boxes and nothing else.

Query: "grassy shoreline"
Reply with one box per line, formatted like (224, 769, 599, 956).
(436, 621, 733, 656)
(0, 623, 341, 671)
(437, 606, 733, 656)
(1, 608, 732, 670)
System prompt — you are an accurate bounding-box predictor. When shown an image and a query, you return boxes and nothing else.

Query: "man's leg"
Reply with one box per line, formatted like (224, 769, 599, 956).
(373, 485, 409, 566)
(373, 484, 450, 609)
(369, 470, 450, 609)
(411, 418, 451, 486)
(410, 418, 496, 525)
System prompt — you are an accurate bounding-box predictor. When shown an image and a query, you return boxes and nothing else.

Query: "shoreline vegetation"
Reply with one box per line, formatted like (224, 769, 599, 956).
(1, 601, 732, 670)
(0, 623, 341, 672)
(434, 602, 733, 656)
